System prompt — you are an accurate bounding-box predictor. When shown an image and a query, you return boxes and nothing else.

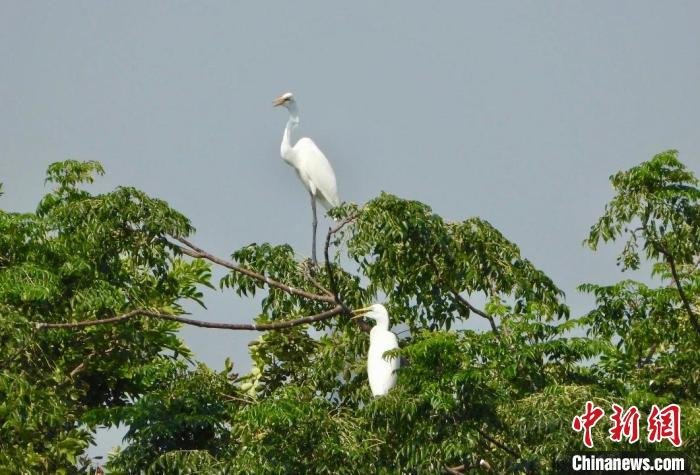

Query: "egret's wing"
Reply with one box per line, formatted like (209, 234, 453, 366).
(367, 331, 399, 396)
(293, 137, 340, 210)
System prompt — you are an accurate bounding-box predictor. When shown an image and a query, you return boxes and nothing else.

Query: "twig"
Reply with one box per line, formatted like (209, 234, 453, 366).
(172, 236, 335, 304)
(300, 264, 334, 298)
(35, 306, 344, 331)
(652, 241, 700, 338)
(444, 465, 465, 474)
(666, 252, 700, 337)
(638, 343, 658, 368)
(69, 361, 87, 378)
(450, 288, 500, 335)
(34, 308, 148, 329)
(475, 427, 519, 457)
(324, 213, 358, 305)
(444, 459, 491, 474)
(425, 254, 500, 335)
(220, 394, 253, 404)
(323, 214, 371, 332)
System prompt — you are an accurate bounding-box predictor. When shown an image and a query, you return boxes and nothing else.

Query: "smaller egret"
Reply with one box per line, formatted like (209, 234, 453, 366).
(353, 304, 399, 397)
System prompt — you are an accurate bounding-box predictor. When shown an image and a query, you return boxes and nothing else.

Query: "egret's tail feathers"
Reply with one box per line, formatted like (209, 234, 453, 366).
(317, 193, 340, 212)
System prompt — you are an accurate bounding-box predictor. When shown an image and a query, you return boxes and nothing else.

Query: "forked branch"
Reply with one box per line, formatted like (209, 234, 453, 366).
(172, 236, 335, 304)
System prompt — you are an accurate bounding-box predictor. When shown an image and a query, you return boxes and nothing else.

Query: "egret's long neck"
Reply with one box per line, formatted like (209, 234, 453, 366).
(281, 103, 300, 161)
(372, 314, 390, 331)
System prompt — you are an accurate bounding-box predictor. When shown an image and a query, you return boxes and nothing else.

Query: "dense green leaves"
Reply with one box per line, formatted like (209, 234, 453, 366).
(1, 152, 698, 473)
(587, 150, 699, 268)
(0, 161, 207, 473)
(106, 361, 239, 473)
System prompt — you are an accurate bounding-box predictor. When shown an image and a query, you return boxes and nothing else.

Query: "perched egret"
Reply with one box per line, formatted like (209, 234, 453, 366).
(353, 304, 399, 396)
(273, 92, 340, 265)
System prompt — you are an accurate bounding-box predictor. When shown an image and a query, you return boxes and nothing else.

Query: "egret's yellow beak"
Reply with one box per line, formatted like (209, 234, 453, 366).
(272, 95, 287, 107)
(351, 306, 372, 319)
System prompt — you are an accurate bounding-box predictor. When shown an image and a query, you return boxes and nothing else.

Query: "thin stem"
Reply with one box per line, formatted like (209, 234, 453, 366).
(450, 288, 500, 335)
(301, 266, 334, 298)
(324, 213, 359, 306)
(444, 465, 465, 474)
(35, 306, 344, 331)
(654, 241, 700, 338)
(323, 213, 372, 333)
(172, 236, 335, 304)
(425, 254, 500, 335)
(475, 427, 519, 457)
(667, 253, 700, 337)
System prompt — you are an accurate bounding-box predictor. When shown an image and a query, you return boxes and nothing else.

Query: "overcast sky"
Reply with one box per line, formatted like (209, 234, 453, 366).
(2, 1, 698, 462)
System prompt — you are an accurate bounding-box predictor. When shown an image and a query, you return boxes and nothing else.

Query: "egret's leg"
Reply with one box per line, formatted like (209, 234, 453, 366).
(310, 191, 318, 266)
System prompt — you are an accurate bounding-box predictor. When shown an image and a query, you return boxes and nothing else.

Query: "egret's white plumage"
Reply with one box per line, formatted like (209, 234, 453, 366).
(273, 92, 339, 263)
(273, 92, 339, 206)
(355, 304, 399, 397)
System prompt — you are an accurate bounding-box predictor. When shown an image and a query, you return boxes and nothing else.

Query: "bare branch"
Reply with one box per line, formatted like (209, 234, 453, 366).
(34, 308, 148, 329)
(220, 393, 254, 404)
(329, 213, 360, 239)
(638, 343, 658, 369)
(324, 213, 358, 304)
(35, 306, 345, 332)
(69, 361, 87, 378)
(299, 262, 334, 298)
(666, 253, 700, 337)
(450, 288, 500, 335)
(653, 242, 700, 338)
(444, 459, 491, 474)
(475, 427, 519, 457)
(444, 465, 464, 474)
(172, 236, 335, 304)
(425, 253, 500, 335)
(323, 214, 372, 332)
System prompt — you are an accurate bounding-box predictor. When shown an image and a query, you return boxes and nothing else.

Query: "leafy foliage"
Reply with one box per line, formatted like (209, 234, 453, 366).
(106, 360, 239, 473)
(1, 151, 698, 473)
(0, 161, 209, 473)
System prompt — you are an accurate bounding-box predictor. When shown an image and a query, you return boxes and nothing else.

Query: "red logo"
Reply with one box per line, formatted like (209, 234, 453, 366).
(647, 404, 682, 447)
(572, 401, 605, 448)
(573, 402, 682, 448)
(609, 404, 640, 443)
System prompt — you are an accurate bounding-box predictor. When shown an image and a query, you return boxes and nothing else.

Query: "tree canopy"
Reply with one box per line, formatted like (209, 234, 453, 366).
(1, 151, 697, 473)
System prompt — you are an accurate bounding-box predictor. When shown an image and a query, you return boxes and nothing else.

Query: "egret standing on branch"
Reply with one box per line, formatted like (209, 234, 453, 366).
(353, 304, 399, 397)
(273, 92, 339, 265)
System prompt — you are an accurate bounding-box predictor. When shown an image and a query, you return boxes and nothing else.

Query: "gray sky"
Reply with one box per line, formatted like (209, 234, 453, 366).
(2, 0, 698, 462)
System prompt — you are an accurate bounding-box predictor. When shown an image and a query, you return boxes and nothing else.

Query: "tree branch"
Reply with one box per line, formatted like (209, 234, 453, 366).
(303, 270, 334, 299)
(445, 458, 492, 473)
(444, 465, 465, 474)
(323, 214, 373, 333)
(324, 213, 358, 306)
(172, 236, 335, 304)
(69, 361, 87, 378)
(475, 427, 519, 457)
(638, 343, 658, 369)
(666, 252, 700, 337)
(450, 288, 500, 335)
(35, 306, 345, 331)
(652, 241, 700, 338)
(34, 308, 148, 329)
(425, 253, 500, 335)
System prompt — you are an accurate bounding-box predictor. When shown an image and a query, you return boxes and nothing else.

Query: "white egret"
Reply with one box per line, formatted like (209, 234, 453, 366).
(353, 304, 399, 396)
(273, 92, 340, 265)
